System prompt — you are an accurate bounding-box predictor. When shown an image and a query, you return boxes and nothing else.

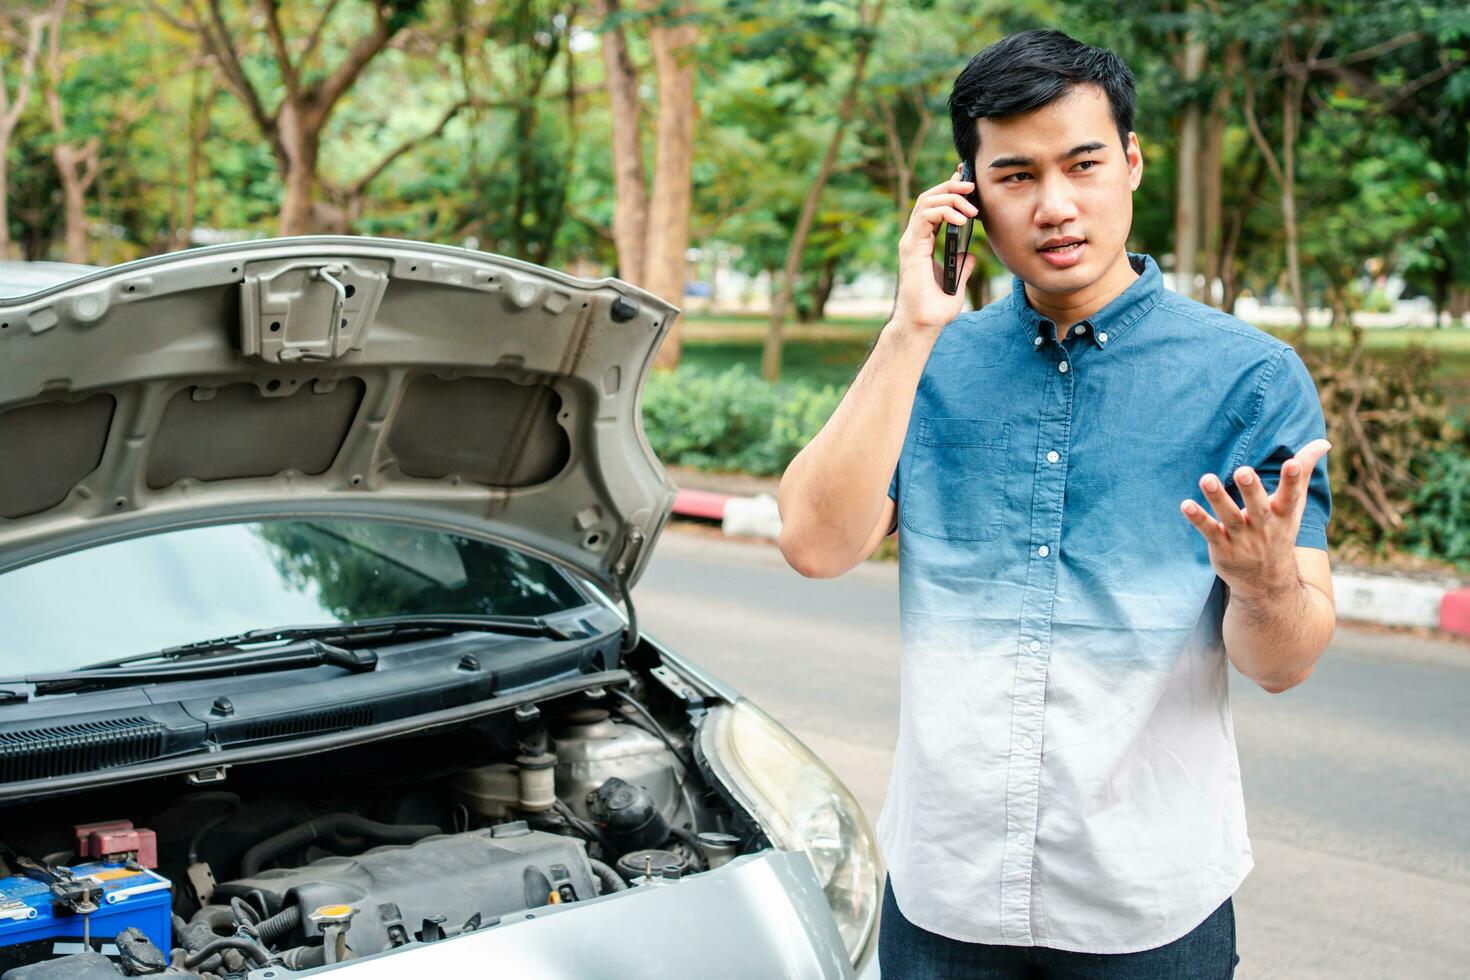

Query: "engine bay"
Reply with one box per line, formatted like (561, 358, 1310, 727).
(0, 671, 757, 978)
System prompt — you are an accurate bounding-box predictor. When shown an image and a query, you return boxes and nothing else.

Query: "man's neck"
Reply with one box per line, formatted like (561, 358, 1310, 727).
(1023, 250, 1139, 341)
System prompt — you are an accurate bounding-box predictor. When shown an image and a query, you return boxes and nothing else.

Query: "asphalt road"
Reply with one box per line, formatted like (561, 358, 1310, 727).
(635, 528, 1470, 980)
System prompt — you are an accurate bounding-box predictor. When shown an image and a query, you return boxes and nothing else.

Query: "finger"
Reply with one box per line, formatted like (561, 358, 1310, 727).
(956, 251, 978, 291)
(918, 205, 971, 230)
(1269, 458, 1305, 517)
(1294, 438, 1332, 472)
(1233, 465, 1271, 526)
(1199, 473, 1244, 530)
(1271, 439, 1332, 517)
(913, 178, 977, 213)
(917, 192, 980, 217)
(1180, 499, 1227, 545)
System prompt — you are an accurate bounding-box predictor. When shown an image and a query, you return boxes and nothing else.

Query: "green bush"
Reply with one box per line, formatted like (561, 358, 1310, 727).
(641, 365, 845, 475)
(1401, 446, 1470, 570)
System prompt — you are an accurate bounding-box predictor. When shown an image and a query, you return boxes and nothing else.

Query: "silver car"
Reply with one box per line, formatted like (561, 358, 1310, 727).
(0, 239, 881, 979)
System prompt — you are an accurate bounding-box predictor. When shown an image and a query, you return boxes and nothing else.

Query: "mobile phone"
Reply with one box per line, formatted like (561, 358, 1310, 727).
(942, 159, 981, 295)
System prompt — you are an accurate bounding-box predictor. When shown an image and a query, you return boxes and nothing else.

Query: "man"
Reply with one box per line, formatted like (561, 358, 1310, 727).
(776, 29, 1334, 979)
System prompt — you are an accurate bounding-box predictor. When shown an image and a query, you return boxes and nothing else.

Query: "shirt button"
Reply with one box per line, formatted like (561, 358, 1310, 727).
(1021, 735, 1035, 749)
(1038, 545, 1050, 557)
(1076, 324, 1088, 334)
(1033, 336, 1044, 347)
(1058, 361, 1069, 373)
(1029, 640, 1042, 652)
(1014, 832, 1027, 845)
(1046, 450, 1060, 463)
(1098, 331, 1109, 343)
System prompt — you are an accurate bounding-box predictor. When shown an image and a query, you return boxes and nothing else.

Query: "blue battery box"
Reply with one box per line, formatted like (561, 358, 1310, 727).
(0, 862, 171, 964)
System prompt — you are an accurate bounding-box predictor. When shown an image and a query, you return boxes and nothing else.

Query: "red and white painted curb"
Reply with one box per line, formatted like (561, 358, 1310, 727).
(673, 489, 1470, 638)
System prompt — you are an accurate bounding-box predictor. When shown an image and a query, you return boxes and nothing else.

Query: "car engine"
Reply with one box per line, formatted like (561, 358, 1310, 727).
(0, 684, 755, 978)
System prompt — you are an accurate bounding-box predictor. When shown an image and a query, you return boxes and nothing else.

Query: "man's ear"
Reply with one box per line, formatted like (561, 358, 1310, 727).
(1127, 131, 1143, 190)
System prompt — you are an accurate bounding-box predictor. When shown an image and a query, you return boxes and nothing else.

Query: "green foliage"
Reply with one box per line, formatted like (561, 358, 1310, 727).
(1401, 446, 1470, 570)
(641, 364, 845, 475)
(1310, 341, 1467, 564)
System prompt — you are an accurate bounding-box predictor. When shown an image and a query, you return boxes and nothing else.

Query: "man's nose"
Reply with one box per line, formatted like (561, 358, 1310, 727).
(1033, 175, 1079, 227)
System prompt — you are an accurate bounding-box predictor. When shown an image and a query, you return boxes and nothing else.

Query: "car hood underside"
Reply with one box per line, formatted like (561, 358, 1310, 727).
(0, 237, 679, 596)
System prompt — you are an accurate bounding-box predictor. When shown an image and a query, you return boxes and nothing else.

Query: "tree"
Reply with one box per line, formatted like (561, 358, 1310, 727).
(43, 0, 100, 263)
(0, 5, 46, 260)
(596, 0, 698, 370)
(761, 0, 884, 381)
(160, 0, 429, 235)
(1235, 3, 1429, 344)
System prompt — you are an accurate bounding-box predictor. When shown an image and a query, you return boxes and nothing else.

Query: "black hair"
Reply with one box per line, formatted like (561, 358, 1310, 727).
(948, 29, 1136, 167)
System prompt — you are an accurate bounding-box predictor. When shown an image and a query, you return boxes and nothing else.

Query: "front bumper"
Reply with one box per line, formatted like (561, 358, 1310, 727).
(247, 849, 856, 979)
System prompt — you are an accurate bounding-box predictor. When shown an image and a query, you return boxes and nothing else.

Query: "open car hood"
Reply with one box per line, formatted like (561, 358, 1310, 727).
(0, 237, 678, 598)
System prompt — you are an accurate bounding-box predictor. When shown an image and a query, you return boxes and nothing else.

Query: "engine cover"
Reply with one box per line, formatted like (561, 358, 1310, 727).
(215, 823, 596, 956)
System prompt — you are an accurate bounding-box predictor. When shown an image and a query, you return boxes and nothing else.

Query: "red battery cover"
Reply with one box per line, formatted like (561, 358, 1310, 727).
(73, 820, 158, 869)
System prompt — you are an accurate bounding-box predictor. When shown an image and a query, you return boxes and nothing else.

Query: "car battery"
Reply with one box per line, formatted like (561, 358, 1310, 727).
(0, 862, 171, 972)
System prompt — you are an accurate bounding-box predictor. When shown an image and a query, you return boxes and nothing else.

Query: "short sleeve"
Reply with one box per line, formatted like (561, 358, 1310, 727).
(1243, 347, 1332, 551)
(888, 466, 899, 503)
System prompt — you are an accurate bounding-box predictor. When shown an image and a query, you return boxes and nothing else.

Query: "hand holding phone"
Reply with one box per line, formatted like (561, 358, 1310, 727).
(942, 159, 981, 295)
(892, 163, 981, 332)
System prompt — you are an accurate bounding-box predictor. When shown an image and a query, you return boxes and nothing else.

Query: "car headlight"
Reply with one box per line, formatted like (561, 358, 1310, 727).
(700, 699, 881, 967)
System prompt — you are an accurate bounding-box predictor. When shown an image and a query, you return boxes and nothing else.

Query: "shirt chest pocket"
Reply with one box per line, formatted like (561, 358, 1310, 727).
(901, 416, 1011, 542)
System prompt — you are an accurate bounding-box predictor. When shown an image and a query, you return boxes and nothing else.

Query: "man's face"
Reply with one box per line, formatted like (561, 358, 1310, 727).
(971, 83, 1143, 296)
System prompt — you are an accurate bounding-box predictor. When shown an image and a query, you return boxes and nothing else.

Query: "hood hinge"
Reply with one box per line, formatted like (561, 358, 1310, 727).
(613, 525, 646, 653)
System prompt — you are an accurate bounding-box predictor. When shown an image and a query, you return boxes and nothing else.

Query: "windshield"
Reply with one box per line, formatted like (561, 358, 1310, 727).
(0, 519, 588, 673)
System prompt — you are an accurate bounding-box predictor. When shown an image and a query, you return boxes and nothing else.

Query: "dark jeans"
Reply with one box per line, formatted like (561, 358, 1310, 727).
(878, 875, 1239, 979)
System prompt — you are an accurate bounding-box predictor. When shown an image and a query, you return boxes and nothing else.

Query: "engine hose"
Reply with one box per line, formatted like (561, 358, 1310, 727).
(187, 904, 236, 935)
(240, 814, 441, 877)
(253, 904, 303, 947)
(229, 896, 261, 927)
(666, 826, 708, 870)
(279, 943, 328, 971)
(588, 858, 628, 894)
(182, 936, 270, 970)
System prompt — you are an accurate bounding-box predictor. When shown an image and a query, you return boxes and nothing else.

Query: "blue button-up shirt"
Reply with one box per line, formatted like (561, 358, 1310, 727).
(880, 252, 1330, 953)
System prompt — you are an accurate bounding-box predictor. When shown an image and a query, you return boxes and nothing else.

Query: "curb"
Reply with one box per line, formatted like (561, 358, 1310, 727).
(671, 489, 1470, 638)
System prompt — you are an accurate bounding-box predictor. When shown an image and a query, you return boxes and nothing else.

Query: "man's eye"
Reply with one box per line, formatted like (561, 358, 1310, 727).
(1075, 160, 1098, 171)
(1002, 172, 1031, 183)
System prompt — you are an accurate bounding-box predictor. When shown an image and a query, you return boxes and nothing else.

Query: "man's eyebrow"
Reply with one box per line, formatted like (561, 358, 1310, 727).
(986, 141, 1109, 170)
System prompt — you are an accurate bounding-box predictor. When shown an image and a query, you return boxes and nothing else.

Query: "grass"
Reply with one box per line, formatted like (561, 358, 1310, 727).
(680, 317, 1470, 420)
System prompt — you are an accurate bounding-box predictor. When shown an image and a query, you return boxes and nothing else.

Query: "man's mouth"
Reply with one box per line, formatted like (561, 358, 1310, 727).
(1037, 237, 1087, 267)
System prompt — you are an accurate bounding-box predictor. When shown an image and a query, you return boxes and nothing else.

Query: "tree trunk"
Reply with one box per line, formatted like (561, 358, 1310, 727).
(0, 12, 46, 261)
(180, 80, 214, 247)
(43, 0, 97, 264)
(1173, 29, 1205, 300)
(806, 254, 838, 321)
(1281, 71, 1308, 346)
(1243, 57, 1308, 346)
(645, 1, 697, 371)
(1200, 42, 1237, 308)
(277, 105, 321, 236)
(53, 140, 96, 263)
(598, 0, 649, 286)
(762, 0, 883, 381)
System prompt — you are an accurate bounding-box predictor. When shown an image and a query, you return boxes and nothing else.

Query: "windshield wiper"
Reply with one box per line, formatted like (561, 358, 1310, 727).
(21, 641, 378, 696)
(81, 614, 573, 672)
(0, 615, 576, 698)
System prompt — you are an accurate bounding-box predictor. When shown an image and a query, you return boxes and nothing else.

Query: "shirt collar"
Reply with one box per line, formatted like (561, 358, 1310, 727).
(1012, 252, 1162, 353)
